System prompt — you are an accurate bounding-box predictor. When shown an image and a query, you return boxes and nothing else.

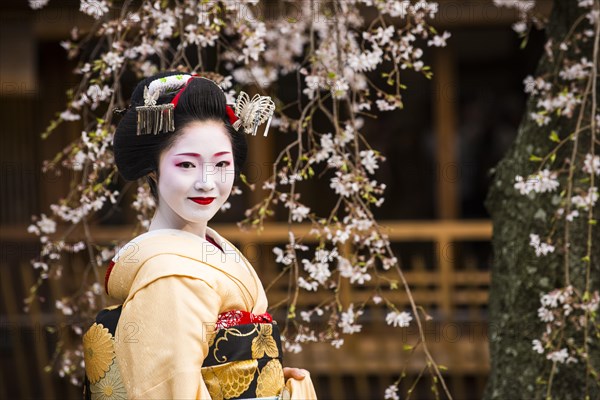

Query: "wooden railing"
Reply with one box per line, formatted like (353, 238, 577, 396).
(0, 220, 492, 399)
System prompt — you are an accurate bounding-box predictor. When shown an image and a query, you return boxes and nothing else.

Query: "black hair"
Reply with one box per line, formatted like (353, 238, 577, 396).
(112, 71, 247, 200)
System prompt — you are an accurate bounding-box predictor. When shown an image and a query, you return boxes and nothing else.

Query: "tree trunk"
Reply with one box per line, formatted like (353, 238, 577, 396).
(484, 1, 600, 399)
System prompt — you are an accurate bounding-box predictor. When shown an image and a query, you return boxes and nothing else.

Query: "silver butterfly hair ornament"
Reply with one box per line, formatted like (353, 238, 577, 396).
(232, 92, 276, 137)
(135, 74, 276, 137)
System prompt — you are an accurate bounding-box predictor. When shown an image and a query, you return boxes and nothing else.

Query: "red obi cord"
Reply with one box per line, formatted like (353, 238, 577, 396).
(216, 310, 273, 330)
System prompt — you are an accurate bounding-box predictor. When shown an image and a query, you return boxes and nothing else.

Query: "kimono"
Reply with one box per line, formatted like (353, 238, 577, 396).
(82, 227, 317, 400)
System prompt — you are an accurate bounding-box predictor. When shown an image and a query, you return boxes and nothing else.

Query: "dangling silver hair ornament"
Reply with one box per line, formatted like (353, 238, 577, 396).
(136, 74, 192, 136)
(136, 86, 175, 135)
(232, 92, 275, 137)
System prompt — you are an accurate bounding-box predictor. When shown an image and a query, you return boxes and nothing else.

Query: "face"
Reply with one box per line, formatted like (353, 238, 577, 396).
(155, 120, 235, 235)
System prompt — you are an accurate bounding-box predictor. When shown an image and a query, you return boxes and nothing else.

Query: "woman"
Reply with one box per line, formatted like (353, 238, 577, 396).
(82, 72, 316, 399)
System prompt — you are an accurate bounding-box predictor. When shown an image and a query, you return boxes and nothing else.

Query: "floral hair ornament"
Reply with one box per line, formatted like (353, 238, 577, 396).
(135, 73, 276, 137)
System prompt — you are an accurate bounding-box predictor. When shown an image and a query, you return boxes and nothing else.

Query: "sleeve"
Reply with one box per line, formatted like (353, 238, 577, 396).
(114, 275, 222, 399)
(286, 371, 318, 399)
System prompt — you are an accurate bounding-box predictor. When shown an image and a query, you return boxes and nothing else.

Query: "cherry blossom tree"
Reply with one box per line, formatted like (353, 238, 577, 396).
(27, 0, 454, 398)
(486, 1, 599, 398)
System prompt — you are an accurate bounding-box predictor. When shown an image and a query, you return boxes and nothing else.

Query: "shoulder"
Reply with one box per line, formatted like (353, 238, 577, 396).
(107, 230, 223, 301)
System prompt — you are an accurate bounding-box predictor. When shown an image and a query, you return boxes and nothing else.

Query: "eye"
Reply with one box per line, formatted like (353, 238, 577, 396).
(216, 161, 232, 168)
(177, 161, 195, 169)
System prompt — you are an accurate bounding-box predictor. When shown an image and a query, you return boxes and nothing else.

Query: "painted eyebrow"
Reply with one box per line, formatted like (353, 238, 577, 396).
(174, 152, 232, 157)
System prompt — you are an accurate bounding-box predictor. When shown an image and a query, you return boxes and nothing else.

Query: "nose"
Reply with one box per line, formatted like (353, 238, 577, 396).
(194, 163, 217, 191)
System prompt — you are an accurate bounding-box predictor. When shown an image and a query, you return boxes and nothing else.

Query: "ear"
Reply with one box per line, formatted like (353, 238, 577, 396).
(148, 171, 158, 183)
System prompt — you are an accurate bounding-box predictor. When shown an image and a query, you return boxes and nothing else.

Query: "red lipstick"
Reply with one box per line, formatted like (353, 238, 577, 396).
(189, 197, 215, 205)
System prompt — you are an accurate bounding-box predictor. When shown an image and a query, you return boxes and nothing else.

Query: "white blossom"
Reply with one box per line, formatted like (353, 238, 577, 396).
(582, 154, 600, 176)
(547, 348, 569, 364)
(231, 65, 277, 89)
(530, 111, 551, 126)
(239, 23, 267, 63)
(529, 233, 555, 256)
(360, 150, 379, 174)
(559, 58, 593, 80)
(532, 339, 544, 354)
(566, 209, 579, 221)
(541, 286, 573, 308)
(32, 261, 49, 272)
(493, 0, 535, 13)
(29, 0, 49, 9)
(333, 229, 350, 244)
(80, 0, 109, 20)
(571, 187, 599, 210)
(330, 172, 354, 197)
(60, 110, 81, 121)
(92, 283, 102, 294)
(300, 311, 311, 322)
(101, 51, 125, 74)
(184, 24, 218, 47)
(297, 276, 318, 291)
(302, 258, 331, 284)
(512, 21, 527, 34)
(156, 13, 176, 40)
(338, 304, 363, 334)
(586, 9, 600, 25)
(72, 241, 86, 252)
(348, 46, 383, 72)
(537, 306, 554, 322)
(283, 340, 302, 354)
(303, 75, 321, 100)
(382, 256, 398, 270)
(140, 61, 158, 77)
(514, 169, 560, 195)
(376, 99, 398, 111)
(330, 78, 350, 99)
(384, 384, 400, 400)
(86, 84, 112, 109)
(386, 311, 413, 327)
(427, 31, 451, 47)
(272, 247, 293, 266)
(38, 214, 57, 234)
(523, 75, 552, 95)
(55, 299, 73, 316)
(220, 202, 231, 212)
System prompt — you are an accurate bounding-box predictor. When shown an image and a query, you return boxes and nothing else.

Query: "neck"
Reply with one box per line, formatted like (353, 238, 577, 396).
(148, 209, 208, 239)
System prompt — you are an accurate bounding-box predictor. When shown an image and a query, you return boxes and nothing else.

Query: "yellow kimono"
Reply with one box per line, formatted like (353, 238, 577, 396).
(82, 227, 317, 400)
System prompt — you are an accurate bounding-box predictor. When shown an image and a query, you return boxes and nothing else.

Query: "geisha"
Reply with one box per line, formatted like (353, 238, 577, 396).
(82, 72, 317, 399)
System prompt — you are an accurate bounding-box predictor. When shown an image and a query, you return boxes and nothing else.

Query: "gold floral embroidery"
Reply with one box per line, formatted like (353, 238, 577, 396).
(83, 323, 115, 384)
(213, 327, 256, 362)
(256, 359, 284, 397)
(202, 367, 224, 400)
(202, 359, 258, 399)
(89, 361, 127, 400)
(251, 324, 278, 359)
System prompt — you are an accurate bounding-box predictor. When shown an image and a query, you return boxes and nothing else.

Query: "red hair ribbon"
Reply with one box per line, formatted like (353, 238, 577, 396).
(170, 75, 239, 126)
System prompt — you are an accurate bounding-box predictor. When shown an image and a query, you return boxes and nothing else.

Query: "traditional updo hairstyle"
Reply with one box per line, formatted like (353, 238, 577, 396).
(113, 71, 248, 201)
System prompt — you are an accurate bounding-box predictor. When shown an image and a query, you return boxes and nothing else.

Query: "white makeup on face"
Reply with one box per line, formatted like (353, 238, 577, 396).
(149, 120, 235, 239)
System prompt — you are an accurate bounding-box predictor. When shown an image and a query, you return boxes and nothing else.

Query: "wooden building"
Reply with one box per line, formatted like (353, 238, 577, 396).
(0, 1, 550, 399)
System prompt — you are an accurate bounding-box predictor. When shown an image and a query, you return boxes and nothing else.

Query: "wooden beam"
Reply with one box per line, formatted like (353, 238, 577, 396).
(0, 220, 493, 242)
(433, 46, 459, 219)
